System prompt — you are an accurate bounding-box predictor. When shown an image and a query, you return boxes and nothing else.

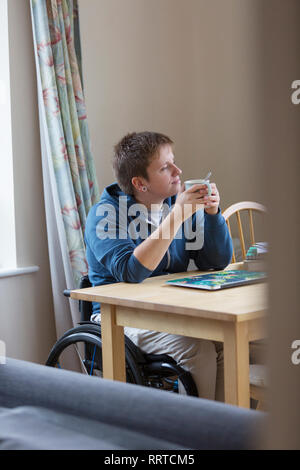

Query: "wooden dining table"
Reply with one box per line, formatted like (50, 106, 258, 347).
(70, 263, 268, 408)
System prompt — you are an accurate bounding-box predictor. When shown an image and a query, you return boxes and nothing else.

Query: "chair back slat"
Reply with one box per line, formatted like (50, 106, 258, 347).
(226, 219, 236, 263)
(236, 211, 246, 259)
(248, 209, 255, 246)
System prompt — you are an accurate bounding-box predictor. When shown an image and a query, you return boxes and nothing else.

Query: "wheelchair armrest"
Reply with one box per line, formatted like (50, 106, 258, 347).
(63, 275, 91, 298)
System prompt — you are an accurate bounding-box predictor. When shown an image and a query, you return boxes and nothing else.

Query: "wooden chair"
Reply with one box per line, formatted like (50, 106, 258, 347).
(222, 201, 267, 263)
(222, 201, 268, 410)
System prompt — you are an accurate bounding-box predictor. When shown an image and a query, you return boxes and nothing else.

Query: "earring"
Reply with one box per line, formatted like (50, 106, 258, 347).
(142, 186, 147, 192)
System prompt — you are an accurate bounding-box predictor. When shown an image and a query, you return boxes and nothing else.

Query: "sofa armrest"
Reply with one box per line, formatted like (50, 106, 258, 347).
(0, 358, 265, 449)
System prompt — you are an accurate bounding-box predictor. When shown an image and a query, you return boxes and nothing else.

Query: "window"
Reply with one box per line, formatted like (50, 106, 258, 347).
(0, 0, 17, 271)
(0, 0, 38, 278)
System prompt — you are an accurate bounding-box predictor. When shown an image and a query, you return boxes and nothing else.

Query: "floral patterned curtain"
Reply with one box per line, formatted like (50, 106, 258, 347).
(31, 0, 99, 289)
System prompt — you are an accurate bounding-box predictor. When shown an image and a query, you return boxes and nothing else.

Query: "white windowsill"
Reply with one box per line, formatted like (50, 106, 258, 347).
(0, 266, 39, 279)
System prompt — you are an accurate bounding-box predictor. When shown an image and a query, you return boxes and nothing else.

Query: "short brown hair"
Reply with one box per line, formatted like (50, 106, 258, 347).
(112, 131, 173, 195)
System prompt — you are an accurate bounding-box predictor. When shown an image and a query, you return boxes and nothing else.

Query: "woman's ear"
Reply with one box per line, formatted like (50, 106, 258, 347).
(131, 176, 146, 193)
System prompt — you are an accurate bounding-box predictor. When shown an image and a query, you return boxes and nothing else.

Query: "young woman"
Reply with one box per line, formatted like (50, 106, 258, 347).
(85, 131, 233, 400)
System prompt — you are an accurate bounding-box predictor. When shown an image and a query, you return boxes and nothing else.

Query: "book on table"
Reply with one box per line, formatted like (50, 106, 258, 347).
(165, 270, 267, 291)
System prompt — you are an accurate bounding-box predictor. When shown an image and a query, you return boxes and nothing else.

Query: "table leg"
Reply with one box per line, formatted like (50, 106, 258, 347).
(223, 322, 250, 407)
(100, 303, 126, 382)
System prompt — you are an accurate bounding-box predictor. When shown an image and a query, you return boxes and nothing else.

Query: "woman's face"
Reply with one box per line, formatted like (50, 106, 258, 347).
(143, 144, 182, 201)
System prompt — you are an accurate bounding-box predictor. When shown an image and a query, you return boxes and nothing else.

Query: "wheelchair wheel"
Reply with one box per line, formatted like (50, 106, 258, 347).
(143, 361, 198, 397)
(58, 322, 102, 341)
(46, 329, 145, 385)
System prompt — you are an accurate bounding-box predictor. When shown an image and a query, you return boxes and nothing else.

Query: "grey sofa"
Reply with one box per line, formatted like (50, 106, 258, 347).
(0, 358, 265, 450)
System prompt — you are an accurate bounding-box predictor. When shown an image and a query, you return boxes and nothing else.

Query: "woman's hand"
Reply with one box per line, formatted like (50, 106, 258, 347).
(133, 182, 220, 271)
(203, 183, 220, 215)
(174, 182, 220, 220)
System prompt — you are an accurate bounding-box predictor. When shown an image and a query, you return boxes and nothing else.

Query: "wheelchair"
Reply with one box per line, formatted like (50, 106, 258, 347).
(46, 276, 198, 397)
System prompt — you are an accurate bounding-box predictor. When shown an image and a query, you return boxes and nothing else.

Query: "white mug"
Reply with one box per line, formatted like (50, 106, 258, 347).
(184, 179, 212, 196)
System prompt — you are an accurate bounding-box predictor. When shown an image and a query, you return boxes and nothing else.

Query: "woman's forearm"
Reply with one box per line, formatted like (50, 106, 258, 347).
(133, 205, 184, 271)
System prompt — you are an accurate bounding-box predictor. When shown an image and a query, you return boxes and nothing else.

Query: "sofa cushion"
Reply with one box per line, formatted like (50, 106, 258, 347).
(0, 405, 182, 450)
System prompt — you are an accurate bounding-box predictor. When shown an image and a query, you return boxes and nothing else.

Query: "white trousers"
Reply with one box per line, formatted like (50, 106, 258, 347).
(124, 326, 225, 401)
(124, 327, 266, 401)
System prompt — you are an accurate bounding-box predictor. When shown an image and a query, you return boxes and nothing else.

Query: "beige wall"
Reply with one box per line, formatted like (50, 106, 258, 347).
(79, 0, 195, 192)
(0, 0, 56, 364)
(79, 0, 265, 210)
(191, 0, 265, 207)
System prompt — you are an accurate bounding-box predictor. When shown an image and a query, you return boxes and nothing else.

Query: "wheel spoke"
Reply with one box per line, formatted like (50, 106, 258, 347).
(73, 343, 89, 374)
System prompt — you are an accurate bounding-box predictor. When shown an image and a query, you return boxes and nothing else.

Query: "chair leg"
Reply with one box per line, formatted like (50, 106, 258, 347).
(255, 399, 267, 412)
(250, 384, 267, 411)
